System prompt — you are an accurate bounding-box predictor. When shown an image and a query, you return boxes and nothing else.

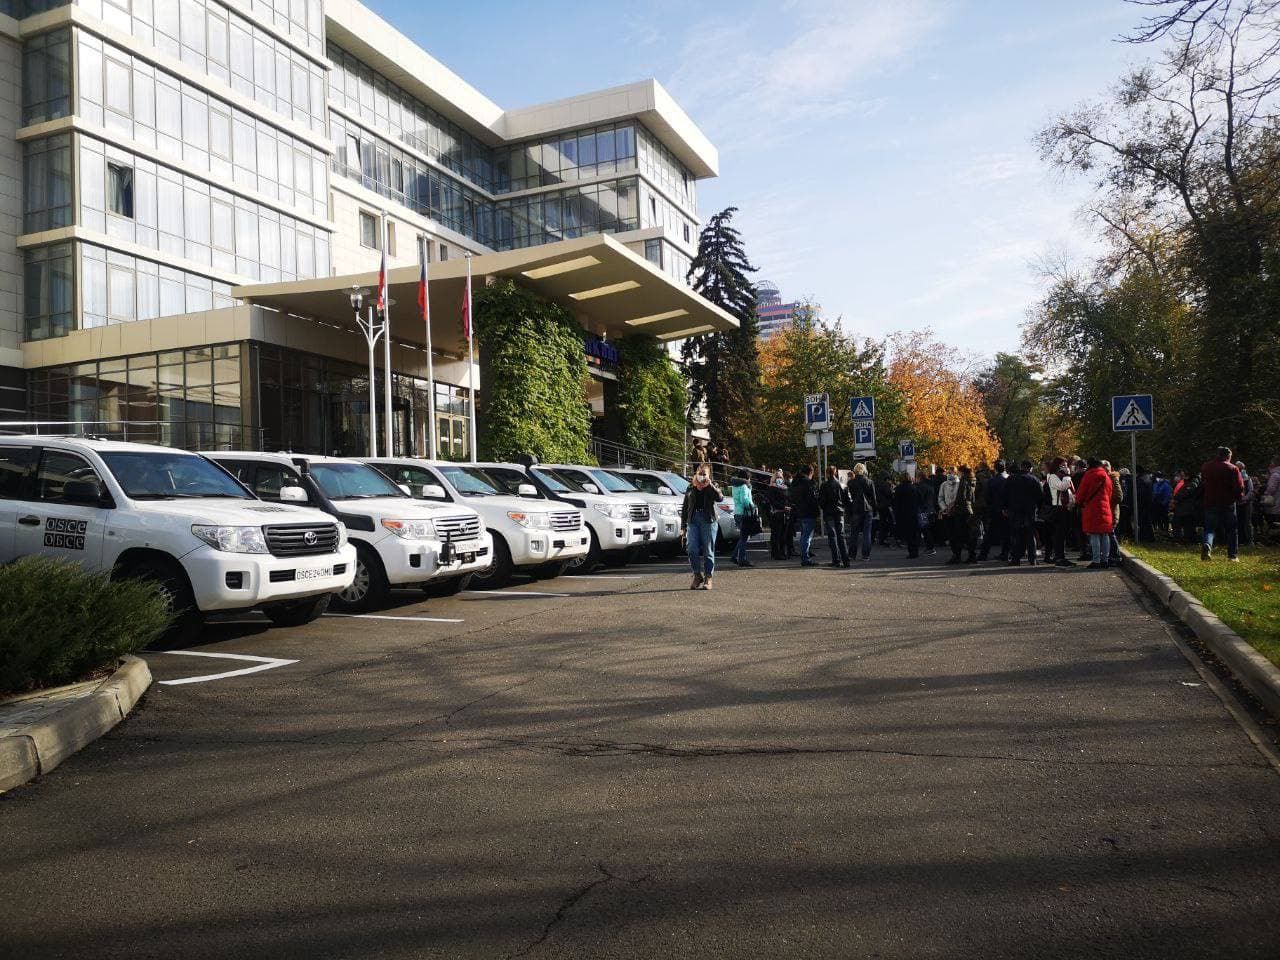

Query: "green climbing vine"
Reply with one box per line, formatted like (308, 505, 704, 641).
(616, 334, 686, 460)
(473, 279, 592, 463)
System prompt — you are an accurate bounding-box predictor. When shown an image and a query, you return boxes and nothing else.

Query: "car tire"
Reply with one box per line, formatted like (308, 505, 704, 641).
(118, 557, 202, 646)
(470, 535, 513, 589)
(264, 593, 331, 627)
(332, 543, 389, 612)
(601, 549, 630, 567)
(568, 529, 603, 572)
(423, 573, 472, 597)
(527, 560, 570, 580)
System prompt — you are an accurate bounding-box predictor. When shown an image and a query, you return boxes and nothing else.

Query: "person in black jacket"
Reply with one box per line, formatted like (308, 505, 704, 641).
(893, 473, 921, 558)
(818, 465, 851, 567)
(765, 472, 790, 560)
(874, 474, 895, 546)
(846, 462, 878, 561)
(1004, 460, 1044, 566)
(680, 464, 723, 590)
(981, 460, 1009, 561)
(789, 464, 820, 566)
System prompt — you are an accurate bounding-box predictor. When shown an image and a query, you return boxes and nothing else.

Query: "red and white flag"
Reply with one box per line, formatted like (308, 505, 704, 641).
(376, 219, 389, 315)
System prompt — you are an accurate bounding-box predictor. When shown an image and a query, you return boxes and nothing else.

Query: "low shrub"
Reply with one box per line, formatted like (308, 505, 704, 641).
(0, 556, 171, 695)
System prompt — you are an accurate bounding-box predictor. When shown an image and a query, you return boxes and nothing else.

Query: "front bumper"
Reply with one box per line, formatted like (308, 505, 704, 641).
(715, 511, 739, 541)
(378, 532, 495, 585)
(186, 543, 358, 612)
(651, 512, 682, 543)
(509, 527, 590, 567)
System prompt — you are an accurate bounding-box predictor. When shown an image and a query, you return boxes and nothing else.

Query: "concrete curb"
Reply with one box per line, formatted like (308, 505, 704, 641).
(0, 655, 152, 793)
(1124, 555, 1280, 719)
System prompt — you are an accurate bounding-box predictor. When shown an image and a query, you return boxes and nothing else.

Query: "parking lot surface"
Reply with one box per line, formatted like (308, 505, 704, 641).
(3, 554, 1280, 959)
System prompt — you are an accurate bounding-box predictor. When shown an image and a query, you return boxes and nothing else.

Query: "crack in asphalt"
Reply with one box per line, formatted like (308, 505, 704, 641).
(507, 862, 649, 959)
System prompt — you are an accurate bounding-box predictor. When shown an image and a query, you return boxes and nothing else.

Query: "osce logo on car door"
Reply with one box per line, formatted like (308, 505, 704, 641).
(45, 517, 88, 550)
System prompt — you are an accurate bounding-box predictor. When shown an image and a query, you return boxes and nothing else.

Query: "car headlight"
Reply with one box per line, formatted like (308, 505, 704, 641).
(592, 503, 629, 521)
(507, 510, 550, 528)
(336, 524, 349, 548)
(381, 518, 436, 540)
(657, 503, 680, 518)
(191, 524, 269, 554)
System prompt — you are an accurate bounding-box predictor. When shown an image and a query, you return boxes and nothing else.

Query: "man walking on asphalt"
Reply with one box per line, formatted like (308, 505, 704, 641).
(818, 465, 850, 567)
(790, 464, 820, 567)
(1200, 446, 1245, 562)
(1005, 460, 1043, 566)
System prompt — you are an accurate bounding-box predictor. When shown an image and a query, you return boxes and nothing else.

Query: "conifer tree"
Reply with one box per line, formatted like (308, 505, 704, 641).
(682, 207, 761, 464)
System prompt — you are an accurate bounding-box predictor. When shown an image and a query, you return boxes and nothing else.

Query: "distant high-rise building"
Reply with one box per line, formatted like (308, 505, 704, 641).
(754, 281, 800, 339)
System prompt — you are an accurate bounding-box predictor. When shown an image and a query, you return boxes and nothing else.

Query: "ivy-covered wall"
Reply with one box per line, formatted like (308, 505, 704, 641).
(616, 334, 687, 460)
(474, 278, 592, 463)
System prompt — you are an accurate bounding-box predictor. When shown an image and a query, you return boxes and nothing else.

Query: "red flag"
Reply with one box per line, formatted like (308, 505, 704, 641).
(417, 250, 428, 323)
(376, 229, 388, 315)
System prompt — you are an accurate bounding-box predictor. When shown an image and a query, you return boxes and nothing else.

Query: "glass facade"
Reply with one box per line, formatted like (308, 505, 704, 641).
(494, 123, 637, 193)
(24, 243, 73, 341)
(22, 134, 72, 234)
(79, 243, 236, 329)
(27, 344, 247, 449)
(22, 29, 72, 125)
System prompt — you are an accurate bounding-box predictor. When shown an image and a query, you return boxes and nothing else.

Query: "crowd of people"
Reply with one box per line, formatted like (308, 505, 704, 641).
(679, 450, 1280, 588)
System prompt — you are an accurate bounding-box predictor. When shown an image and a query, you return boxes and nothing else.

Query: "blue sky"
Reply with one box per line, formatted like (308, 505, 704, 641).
(370, 0, 1148, 359)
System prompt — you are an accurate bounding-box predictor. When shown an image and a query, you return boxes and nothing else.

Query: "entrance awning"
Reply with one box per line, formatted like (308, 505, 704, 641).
(233, 233, 736, 356)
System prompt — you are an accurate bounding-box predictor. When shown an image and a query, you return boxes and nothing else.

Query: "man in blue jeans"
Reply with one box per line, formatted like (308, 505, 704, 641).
(681, 465, 723, 589)
(789, 464, 820, 566)
(1200, 446, 1245, 561)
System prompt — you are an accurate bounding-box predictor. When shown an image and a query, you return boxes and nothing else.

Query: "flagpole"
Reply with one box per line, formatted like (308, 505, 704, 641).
(366, 303, 378, 458)
(381, 214, 394, 457)
(422, 246, 437, 459)
(465, 252, 477, 464)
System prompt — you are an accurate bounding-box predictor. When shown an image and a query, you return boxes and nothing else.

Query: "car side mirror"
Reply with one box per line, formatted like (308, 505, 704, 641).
(516, 483, 538, 497)
(280, 485, 308, 503)
(397, 483, 412, 496)
(63, 479, 108, 507)
(420, 483, 447, 500)
(658, 485, 673, 496)
(582, 482, 599, 494)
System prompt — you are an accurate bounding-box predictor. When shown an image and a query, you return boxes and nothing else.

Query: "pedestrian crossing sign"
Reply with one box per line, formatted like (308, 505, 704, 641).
(850, 396, 875, 421)
(1112, 394, 1154, 432)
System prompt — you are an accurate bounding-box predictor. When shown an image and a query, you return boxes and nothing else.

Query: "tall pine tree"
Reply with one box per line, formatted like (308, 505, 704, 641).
(682, 207, 761, 464)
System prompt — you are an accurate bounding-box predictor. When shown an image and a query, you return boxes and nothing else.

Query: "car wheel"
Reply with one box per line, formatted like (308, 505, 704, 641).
(423, 573, 472, 597)
(264, 593, 331, 627)
(118, 557, 202, 646)
(332, 543, 389, 612)
(527, 560, 570, 580)
(568, 529, 603, 572)
(601, 549, 630, 567)
(470, 535, 513, 589)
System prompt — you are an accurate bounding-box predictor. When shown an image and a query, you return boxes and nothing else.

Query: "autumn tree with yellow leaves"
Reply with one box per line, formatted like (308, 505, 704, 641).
(887, 331, 1000, 470)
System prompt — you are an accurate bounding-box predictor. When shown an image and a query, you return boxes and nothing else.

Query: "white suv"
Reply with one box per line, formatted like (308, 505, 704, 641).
(364, 458, 589, 588)
(606, 467, 689, 557)
(0, 437, 357, 639)
(204, 452, 492, 611)
(530, 464, 658, 568)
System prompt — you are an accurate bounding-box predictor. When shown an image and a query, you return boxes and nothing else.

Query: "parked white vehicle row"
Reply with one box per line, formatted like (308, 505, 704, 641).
(529, 464, 658, 568)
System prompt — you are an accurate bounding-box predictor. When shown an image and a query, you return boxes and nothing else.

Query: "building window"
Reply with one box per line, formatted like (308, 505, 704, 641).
(683, 223, 691, 243)
(22, 29, 72, 125)
(24, 243, 74, 341)
(644, 239, 662, 268)
(108, 163, 134, 219)
(359, 210, 379, 249)
(23, 135, 72, 233)
(439, 243, 448, 261)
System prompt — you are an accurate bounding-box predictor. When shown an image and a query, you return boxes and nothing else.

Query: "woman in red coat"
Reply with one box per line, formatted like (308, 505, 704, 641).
(1076, 458, 1114, 569)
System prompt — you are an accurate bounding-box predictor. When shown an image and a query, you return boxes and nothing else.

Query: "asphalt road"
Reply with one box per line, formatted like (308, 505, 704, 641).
(3, 548, 1279, 959)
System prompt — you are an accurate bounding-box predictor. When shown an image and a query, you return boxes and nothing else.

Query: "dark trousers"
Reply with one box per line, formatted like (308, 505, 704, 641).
(982, 514, 1008, 559)
(1237, 502, 1253, 546)
(948, 515, 975, 560)
(770, 511, 788, 559)
(1010, 516, 1038, 564)
(902, 523, 920, 558)
(785, 514, 798, 556)
(1203, 505, 1239, 558)
(1051, 508, 1073, 561)
(824, 517, 849, 565)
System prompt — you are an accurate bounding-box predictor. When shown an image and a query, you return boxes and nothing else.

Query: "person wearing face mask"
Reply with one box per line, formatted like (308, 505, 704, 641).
(766, 470, 791, 560)
(681, 465, 723, 590)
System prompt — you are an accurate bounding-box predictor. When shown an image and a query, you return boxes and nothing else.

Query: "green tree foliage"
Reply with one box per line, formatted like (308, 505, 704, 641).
(615, 334, 686, 460)
(0, 557, 170, 694)
(682, 207, 761, 463)
(974, 352, 1081, 465)
(750, 306, 909, 469)
(1037, 0, 1280, 464)
(473, 278, 592, 463)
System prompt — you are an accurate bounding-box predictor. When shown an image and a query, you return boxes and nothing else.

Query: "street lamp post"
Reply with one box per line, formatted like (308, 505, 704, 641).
(349, 285, 381, 457)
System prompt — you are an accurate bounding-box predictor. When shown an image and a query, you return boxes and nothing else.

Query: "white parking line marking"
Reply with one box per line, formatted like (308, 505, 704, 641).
(157, 650, 298, 686)
(324, 613, 464, 623)
(464, 589, 571, 598)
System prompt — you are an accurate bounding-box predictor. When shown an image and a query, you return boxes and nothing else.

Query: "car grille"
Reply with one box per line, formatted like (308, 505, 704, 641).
(264, 523, 339, 557)
(629, 503, 651, 522)
(435, 514, 481, 542)
(550, 511, 582, 531)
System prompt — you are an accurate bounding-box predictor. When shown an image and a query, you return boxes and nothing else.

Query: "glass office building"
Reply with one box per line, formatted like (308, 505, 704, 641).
(3, 0, 719, 454)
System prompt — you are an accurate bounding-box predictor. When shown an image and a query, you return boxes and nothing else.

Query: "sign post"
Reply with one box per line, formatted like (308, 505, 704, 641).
(850, 396, 876, 463)
(805, 393, 831, 474)
(1112, 394, 1154, 542)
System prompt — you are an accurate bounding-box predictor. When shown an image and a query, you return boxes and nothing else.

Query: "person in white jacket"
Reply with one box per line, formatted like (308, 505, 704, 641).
(936, 469, 959, 517)
(1046, 458, 1076, 566)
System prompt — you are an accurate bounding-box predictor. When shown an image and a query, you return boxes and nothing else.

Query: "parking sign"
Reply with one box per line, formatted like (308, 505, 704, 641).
(853, 421, 875, 455)
(804, 393, 831, 430)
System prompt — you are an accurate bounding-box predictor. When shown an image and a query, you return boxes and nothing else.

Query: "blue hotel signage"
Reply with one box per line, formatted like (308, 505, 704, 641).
(584, 334, 619, 368)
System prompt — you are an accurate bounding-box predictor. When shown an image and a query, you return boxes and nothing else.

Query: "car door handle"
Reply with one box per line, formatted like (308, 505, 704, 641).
(18, 515, 40, 526)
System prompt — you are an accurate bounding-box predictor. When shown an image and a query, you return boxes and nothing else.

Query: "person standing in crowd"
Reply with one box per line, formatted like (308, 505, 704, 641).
(1005, 460, 1043, 566)
(946, 465, 978, 564)
(766, 473, 790, 561)
(1236, 462, 1254, 547)
(936, 467, 959, 535)
(790, 464, 820, 567)
(1046, 458, 1076, 567)
(1200, 447, 1245, 562)
(914, 472, 938, 555)
(783, 471, 798, 558)
(1136, 466, 1155, 543)
(1104, 461, 1124, 564)
(1076, 458, 1115, 569)
(875, 472, 896, 547)
(1172, 473, 1202, 542)
(681, 465, 723, 590)
(1152, 471, 1173, 536)
(729, 470, 756, 568)
(894, 473, 921, 559)
(818, 466, 851, 568)
(1117, 468, 1135, 540)
(846, 462, 878, 561)
(981, 460, 1009, 561)
(1263, 455, 1280, 535)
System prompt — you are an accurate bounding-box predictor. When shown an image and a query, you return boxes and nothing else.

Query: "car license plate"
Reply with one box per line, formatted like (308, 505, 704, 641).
(297, 565, 331, 581)
(637, 529, 652, 541)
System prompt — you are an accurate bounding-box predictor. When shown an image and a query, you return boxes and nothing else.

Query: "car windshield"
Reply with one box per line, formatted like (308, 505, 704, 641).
(659, 472, 690, 494)
(530, 467, 573, 493)
(484, 467, 545, 498)
(589, 468, 638, 493)
(101, 452, 252, 500)
(621, 472, 674, 496)
(308, 461, 405, 500)
(440, 466, 501, 496)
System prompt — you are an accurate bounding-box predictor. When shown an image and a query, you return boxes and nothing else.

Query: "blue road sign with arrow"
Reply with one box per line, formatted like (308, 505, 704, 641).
(1112, 394, 1154, 432)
